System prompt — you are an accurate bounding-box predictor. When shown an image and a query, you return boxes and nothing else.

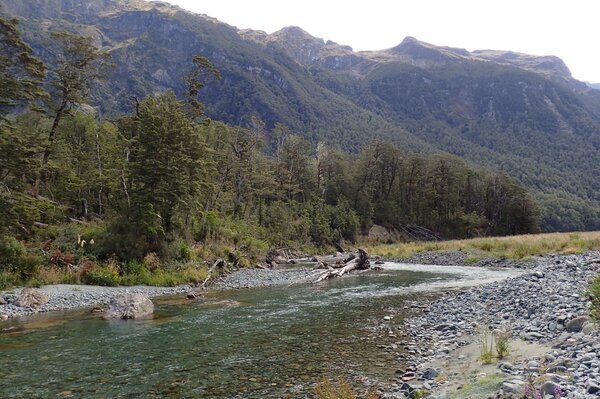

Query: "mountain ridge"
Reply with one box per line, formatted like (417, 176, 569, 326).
(1, 0, 599, 231)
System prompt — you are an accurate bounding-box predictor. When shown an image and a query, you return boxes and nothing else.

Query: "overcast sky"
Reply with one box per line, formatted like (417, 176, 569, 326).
(160, 0, 600, 83)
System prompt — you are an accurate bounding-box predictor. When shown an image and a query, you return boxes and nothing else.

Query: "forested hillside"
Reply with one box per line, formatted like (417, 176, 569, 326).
(0, 0, 598, 232)
(0, 12, 539, 288)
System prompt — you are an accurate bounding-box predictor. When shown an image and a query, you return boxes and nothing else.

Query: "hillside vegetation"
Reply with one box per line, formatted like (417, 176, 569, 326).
(1, 0, 599, 231)
(0, 14, 540, 288)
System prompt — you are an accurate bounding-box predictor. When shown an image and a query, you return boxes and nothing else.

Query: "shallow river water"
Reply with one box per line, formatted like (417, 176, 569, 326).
(0, 264, 519, 398)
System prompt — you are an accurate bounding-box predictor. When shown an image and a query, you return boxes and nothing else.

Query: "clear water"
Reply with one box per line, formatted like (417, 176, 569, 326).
(0, 268, 455, 398)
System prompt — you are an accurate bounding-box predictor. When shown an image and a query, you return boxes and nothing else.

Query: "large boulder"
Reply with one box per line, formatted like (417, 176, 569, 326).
(565, 316, 591, 332)
(15, 288, 49, 308)
(104, 293, 154, 320)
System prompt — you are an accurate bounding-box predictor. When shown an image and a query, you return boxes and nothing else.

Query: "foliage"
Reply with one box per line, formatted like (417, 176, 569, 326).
(80, 265, 120, 287)
(314, 378, 379, 399)
(0, 14, 46, 117)
(0, 235, 42, 279)
(494, 330, 511, 360)
(479, 329, 495, 365)
(588, 276, 600, 320)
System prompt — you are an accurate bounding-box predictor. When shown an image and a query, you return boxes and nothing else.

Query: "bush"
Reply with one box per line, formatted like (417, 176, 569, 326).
(0, 235, 42, 279)
(0, 271, 20, 290)
(142, 252, 161, 271)
(81, 266, 120, 286)
(589, 276, 600, 320)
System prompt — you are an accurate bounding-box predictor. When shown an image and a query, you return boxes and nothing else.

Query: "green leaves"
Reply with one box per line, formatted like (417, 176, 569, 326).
(0, 15, 46, 118)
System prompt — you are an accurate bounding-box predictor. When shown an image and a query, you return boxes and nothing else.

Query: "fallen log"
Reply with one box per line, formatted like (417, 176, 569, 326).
(313, 249, 370, 283)
(201, 258, 226, 287)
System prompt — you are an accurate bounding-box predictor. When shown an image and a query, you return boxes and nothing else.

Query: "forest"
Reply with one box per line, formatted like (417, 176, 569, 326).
(0, 16, 539, 288)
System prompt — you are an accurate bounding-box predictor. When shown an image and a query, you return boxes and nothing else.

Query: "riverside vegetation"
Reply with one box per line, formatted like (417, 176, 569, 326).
(0, 15, 539, 290)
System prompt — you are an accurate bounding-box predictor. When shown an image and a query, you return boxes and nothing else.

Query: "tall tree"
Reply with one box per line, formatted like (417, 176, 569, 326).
(39, 32, 112, 184)
(0, 15, 47, 236)
(122, 91, 211, 255)
(0, 15, 46, 119)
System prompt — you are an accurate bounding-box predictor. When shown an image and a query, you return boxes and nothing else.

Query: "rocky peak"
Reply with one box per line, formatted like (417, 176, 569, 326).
(265, 26, 326, 65)
(388, 36, 466, 64)
(472, 50, 573, 80)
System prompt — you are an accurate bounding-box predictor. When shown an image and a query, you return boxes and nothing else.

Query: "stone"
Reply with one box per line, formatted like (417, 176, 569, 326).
(499, 362, 514, 371)
(523, 332, 544, 340)
(588, 380, 600, 394)
(15, 288, 49, 308)
(532, 271, 544, 278)
(502, 379, 525, 394)
(540, 381, 561, 397)
(0, 314, 8, 320)
(581, 321, 598, 335)
(422, 368, 438, 380)
(434, 323, 456, 331)
(565, 316, 591, 333)
(104, 293, 154, 320)
(0, 295, 5, 305)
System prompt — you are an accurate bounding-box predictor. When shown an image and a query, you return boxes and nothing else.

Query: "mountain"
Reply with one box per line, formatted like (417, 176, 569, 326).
(1, 0, 599, 232)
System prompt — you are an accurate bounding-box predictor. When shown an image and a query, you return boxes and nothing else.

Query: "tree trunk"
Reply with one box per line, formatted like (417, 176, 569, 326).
(34, 100, 68, 194)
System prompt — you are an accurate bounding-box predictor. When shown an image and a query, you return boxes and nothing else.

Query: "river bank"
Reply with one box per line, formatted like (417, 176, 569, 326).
(1, 250, 598, 399)
(0, 284, 191, 319)
(377, 251, 600, 399)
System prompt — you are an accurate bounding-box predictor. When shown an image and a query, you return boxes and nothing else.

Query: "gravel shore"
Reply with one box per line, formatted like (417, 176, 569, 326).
(377, 251, 600, 399)
(0, 284, 191, 319)
(214, 266, 315, 289)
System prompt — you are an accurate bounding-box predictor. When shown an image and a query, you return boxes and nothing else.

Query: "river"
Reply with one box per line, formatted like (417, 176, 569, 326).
(0, 264, 519, 398)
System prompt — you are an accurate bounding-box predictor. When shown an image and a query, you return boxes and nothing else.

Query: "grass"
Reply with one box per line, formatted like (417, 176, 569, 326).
(449, 374, 504, 399)
(364, 231, 600, 260)
(314, 378, 379, 399)
(479, 329, 495, 365)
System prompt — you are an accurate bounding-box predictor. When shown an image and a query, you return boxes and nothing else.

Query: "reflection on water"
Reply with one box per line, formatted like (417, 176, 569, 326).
(0, 269, 453, 398)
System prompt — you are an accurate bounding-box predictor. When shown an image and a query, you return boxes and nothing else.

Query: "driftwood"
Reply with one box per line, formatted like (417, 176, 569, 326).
(313, 249, 370, 283)
(201, 258, 226, 287)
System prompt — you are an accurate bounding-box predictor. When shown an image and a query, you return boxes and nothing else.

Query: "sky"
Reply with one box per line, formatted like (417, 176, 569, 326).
(158, 0, 600, 83)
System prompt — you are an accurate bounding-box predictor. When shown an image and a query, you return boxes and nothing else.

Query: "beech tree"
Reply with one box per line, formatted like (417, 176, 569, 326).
(0, 15, 46, 235)
(38, 32, 112, 191)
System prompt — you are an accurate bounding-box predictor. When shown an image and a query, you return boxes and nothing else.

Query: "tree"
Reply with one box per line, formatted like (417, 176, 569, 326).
(116, 91, 211, 257)
(185, 55, 221, 121)
(0, 15, 46, 119)
(38, 32, 112, 187)
(0, 16, 47, 236)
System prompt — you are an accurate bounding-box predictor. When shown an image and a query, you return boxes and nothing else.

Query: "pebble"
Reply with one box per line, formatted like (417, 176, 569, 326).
(381, 251, 600, 399)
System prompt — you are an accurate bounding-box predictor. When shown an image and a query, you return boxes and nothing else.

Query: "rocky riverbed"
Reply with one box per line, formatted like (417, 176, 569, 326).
(376, 251, 600, 399)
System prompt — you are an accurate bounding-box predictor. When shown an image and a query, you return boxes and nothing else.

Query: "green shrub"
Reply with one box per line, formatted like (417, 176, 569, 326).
(0, 271, 20, 290)
(81, 267, 120, 286)
(0, 235, 42, 279)
(479, 329, 495, 364)
(0, 235, 26, 271)
(589, 276, 600, 320)
(494, 330, 511, 359)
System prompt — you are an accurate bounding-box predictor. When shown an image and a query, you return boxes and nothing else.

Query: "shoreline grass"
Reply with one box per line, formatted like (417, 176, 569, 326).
(363, 231, 600, 260)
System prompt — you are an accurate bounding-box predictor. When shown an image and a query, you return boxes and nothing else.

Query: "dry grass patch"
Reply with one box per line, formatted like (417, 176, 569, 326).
(365, 231, 600, 260)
